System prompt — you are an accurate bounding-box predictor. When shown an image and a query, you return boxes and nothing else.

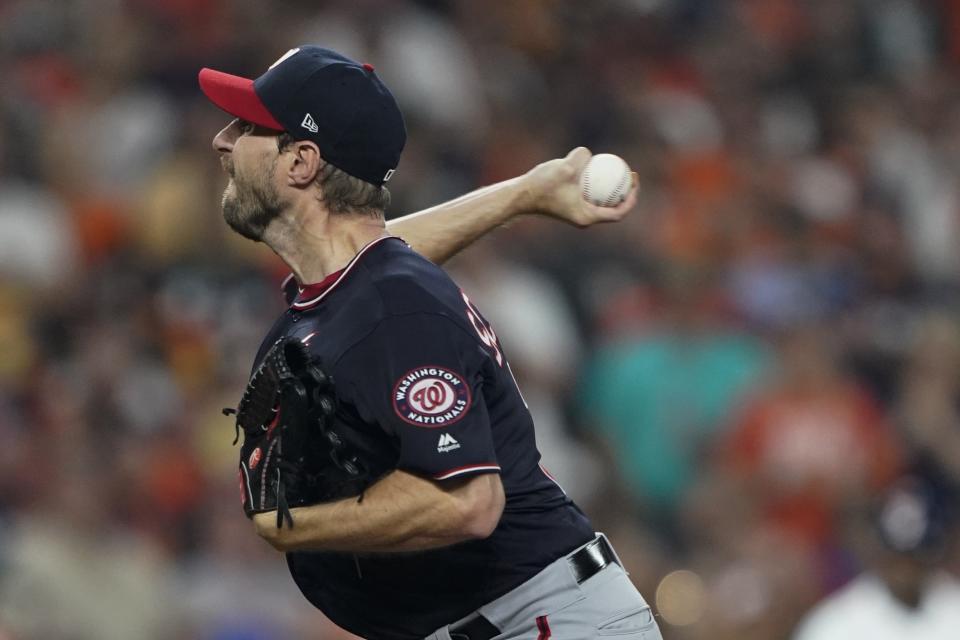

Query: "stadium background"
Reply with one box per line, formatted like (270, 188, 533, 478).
(1, 0, 959, 638)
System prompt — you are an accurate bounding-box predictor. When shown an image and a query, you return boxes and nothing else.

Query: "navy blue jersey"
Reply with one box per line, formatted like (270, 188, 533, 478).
(253, 237, 594, 639)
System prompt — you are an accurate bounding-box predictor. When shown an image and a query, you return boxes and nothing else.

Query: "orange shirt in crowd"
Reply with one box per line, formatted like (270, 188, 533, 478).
(724, 383, 902, 546)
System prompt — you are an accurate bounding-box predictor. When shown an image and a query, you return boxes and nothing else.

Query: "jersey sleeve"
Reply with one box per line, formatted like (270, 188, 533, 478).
(334, 312, 500, 481)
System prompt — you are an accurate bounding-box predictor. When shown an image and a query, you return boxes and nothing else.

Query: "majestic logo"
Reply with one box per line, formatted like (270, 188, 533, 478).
(301, 113, 319, 133)
(248, 447, 263, 470)
(437, 433, 460, 453)
(383, 169, 396, 183)
(393, 366, 471, 427)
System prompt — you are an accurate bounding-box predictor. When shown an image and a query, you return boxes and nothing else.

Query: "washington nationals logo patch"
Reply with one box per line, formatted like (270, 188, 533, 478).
(393, 366, 472, 427)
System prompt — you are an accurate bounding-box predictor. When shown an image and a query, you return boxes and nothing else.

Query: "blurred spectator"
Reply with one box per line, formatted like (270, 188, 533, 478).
(722, 324, 902, 552)
(793, 475, 960, 640)
(844, 210, 922, 402)
(894, 313, 960, 492)
(0, 446, 179, 640)
(0, 182, 78, 287)
(1, 0, 960, 636)
(580, 263, 769, 526)
(671, 475, 820, 640)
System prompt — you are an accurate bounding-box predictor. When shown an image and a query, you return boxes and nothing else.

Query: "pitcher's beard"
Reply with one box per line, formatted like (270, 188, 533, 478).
(222, 179, 283, 241)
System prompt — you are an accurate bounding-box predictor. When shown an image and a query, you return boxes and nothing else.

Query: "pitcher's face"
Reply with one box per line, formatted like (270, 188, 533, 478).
(212, 118, 288, 241)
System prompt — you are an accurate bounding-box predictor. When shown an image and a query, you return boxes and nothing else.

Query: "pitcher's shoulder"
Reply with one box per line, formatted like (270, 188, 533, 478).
(360, 242, 464, 316)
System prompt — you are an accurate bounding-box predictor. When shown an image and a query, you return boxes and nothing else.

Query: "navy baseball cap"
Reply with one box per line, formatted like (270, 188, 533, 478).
(199, 46, 405, 186)
(874, 475, 951, 555)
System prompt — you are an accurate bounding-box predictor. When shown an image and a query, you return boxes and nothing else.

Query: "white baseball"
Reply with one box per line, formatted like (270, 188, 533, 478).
(581, 153, 631, 207)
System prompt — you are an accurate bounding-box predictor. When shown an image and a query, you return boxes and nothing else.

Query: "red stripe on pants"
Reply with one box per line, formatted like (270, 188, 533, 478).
(535, 615, 551, 640)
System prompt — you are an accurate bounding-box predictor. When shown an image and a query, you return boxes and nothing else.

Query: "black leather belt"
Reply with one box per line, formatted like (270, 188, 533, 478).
(567, 535, 618, 584)
(447, 536, 618, 640)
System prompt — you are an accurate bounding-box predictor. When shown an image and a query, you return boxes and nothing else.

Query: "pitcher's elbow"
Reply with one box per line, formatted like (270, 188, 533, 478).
(457, 474, 505, 540)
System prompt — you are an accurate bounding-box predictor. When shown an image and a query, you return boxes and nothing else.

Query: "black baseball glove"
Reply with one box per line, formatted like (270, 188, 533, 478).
(225, 337, 391, 529)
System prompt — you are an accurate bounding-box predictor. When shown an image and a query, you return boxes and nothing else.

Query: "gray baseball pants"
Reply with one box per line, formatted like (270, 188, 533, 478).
(424, 534, 663, 640)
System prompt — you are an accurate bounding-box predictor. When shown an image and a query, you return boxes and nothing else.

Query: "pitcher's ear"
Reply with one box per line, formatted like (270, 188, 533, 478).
(286, 140, 322, 186)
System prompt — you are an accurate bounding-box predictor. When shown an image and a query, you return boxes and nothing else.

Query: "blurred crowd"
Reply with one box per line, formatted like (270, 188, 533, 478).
(2, 0, 960, 638)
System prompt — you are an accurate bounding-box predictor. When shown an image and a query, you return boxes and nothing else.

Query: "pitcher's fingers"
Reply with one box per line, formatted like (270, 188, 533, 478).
(566, 147, 592, 173)
(589, 178, 638, 222)
(590, 169, 638, 219)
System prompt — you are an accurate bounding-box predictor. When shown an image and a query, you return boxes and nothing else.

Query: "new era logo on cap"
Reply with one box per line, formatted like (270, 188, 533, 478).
(301, 113, 319, 133)
(198, 45, 406, 186)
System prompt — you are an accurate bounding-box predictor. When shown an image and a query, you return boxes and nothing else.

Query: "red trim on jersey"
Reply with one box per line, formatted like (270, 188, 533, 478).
(432, 463, 501, 480)
(536, 615, 551, 640)
(539, 463, 558, 483)
(265, 409, 281, 438)
(291, 236, 395, 310)
(293, 268, 344, 305)
(539, 462, 567, 494)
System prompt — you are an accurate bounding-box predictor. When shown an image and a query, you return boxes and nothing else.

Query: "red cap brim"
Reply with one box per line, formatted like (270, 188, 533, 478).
(198, 68, 284, 131)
